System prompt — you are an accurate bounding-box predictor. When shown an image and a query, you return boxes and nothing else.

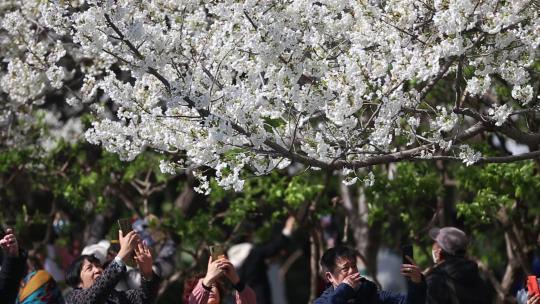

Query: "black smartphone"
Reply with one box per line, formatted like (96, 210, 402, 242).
(117, 218, 136, 267)
(401, 244, 413, 264)
(117, 218, 133, 236)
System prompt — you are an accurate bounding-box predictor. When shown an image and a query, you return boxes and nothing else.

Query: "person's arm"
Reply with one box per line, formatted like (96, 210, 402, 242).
(125, 272, 160, 304)
(314, 273, 376, 304)
(323, 283, 356, 304)
(67, 230, 139, 304)
(0, 252, 27, 304)
(124, 241, 160, 303)
(189, 256, 224, 304)
(218, 257, 257, 304)
(527, 294, 540, 304)
(255, 216, 296, 258)
(67, 259, 126, 304)
(0, 229, 27, 304)
(373, 256, 425, 304)
(188, 279, 211, 304)
(234, 282, 257, 304)
(375, 279, 426, 304)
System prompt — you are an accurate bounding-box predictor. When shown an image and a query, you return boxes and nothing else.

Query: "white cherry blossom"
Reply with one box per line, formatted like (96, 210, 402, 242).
(1, 0, 539, 190)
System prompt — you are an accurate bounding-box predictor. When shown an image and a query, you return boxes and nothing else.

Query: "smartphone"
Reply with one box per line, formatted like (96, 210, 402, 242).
(528, 276, 540, 296)
(117, 218, 136, 267)
(209, 245, 225, 261)
(118, 218, 133, 236)
(401, 244, 413, 264)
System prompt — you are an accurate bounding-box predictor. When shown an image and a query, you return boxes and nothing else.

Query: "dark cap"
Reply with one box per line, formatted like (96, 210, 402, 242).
(429, 227, 468, 255)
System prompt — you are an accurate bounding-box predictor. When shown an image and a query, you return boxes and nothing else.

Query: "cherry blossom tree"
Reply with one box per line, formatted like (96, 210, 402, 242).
(1, 0, 539, 192)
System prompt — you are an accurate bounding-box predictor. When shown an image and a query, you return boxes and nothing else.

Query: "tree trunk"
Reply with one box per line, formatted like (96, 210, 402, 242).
(174, 169, 202, 216)
(340, 180, 381, 279)
(308, 227, 322, 303)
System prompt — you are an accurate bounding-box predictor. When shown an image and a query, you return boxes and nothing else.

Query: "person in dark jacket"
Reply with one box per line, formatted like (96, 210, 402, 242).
(314, 245, 426, 304)
(426, 227, 490, 304)
(0, 228, 27, 304)
(65, 230, 159, 304)
(227, 216, 296, 304)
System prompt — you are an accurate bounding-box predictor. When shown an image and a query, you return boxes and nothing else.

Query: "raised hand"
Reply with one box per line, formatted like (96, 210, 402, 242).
(342, 273, 362, 290)
(283, 215, 296, 235)
(134, 241, 154, 279)
(217, 259, 240, 285)
(117, 230, 139, 262)
(401, 256, 422, 283)
(0, 229, 19, 257)
(203, 256, 224, 287)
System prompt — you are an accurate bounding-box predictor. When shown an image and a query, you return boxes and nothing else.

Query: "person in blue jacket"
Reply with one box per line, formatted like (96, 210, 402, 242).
(314, 245, 426, 304)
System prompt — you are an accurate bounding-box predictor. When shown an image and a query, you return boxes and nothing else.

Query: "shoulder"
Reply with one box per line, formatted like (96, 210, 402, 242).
(314, 286, 335, 304)
(426, 266, 446, 282)
(65, 288, 82, 302)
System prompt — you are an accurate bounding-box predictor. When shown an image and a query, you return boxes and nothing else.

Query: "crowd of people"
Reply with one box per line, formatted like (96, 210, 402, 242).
(1, 222, 539, 304)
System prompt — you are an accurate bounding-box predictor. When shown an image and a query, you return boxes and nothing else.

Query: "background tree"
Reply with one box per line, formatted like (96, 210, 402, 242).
(2, 1, 540, 303)
(1, 1, 540, 192)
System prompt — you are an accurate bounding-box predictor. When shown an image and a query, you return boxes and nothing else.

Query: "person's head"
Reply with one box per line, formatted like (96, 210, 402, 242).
(320, 245, 358, 287)
(183, 275, 225, 304)
(81, 240, 111, 265)
(429, 227, 468, 264)
(65, 255, 102, 289)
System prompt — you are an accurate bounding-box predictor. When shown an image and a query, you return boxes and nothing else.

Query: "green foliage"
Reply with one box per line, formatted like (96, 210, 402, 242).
(284, 175, 324, 209)
(456, 162, 540, 226)
(0, 149, 32, 173)
(207, 170, 328, 241)
(366, 163, 441, 227)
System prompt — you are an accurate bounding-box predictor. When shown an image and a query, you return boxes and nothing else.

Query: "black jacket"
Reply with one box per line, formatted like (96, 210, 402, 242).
(237, 233, 290, 304)
(426, 257, 490, 304)
(65, 260, 159, 304)
(314, 277, 426, 304)
(0, 251, 27, 304)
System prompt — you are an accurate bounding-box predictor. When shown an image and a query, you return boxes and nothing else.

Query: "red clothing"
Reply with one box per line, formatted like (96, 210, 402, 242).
(188, 279, 257, 304)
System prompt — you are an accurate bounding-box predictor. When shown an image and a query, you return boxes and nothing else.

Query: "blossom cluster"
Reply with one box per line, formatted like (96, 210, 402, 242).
(1, 1, 538, 190)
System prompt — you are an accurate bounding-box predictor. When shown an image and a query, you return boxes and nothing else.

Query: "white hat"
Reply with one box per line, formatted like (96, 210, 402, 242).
(81, 240, 111, 264)
(227, 243, 253, 269)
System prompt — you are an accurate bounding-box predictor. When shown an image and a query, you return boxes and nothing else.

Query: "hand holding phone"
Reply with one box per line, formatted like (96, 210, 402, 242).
(0, 228, 19, 257)
(528, 276, 540, 297)
(117, 218, 136, 267)
(401, 244, 422, 283)
(209, 245, 225, 261)
(118, 218, 133, 236)
(401, 244, 414, 264)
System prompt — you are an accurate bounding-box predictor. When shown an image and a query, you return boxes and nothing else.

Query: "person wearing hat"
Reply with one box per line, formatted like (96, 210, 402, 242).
(426, 227, 490, 304)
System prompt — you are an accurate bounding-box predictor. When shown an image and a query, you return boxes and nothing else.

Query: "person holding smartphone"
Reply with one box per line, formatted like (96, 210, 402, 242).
(314, 245, 426, 304)
(185, 250, 257, 304)
(516, 276, 540, 304)
(426, 227, 490, 304)
(65, 230, 159, 304)
(0, 228, 27, 304)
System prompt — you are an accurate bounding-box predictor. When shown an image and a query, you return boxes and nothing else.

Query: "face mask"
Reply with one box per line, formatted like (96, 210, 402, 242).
(432, 250, 439, 264)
